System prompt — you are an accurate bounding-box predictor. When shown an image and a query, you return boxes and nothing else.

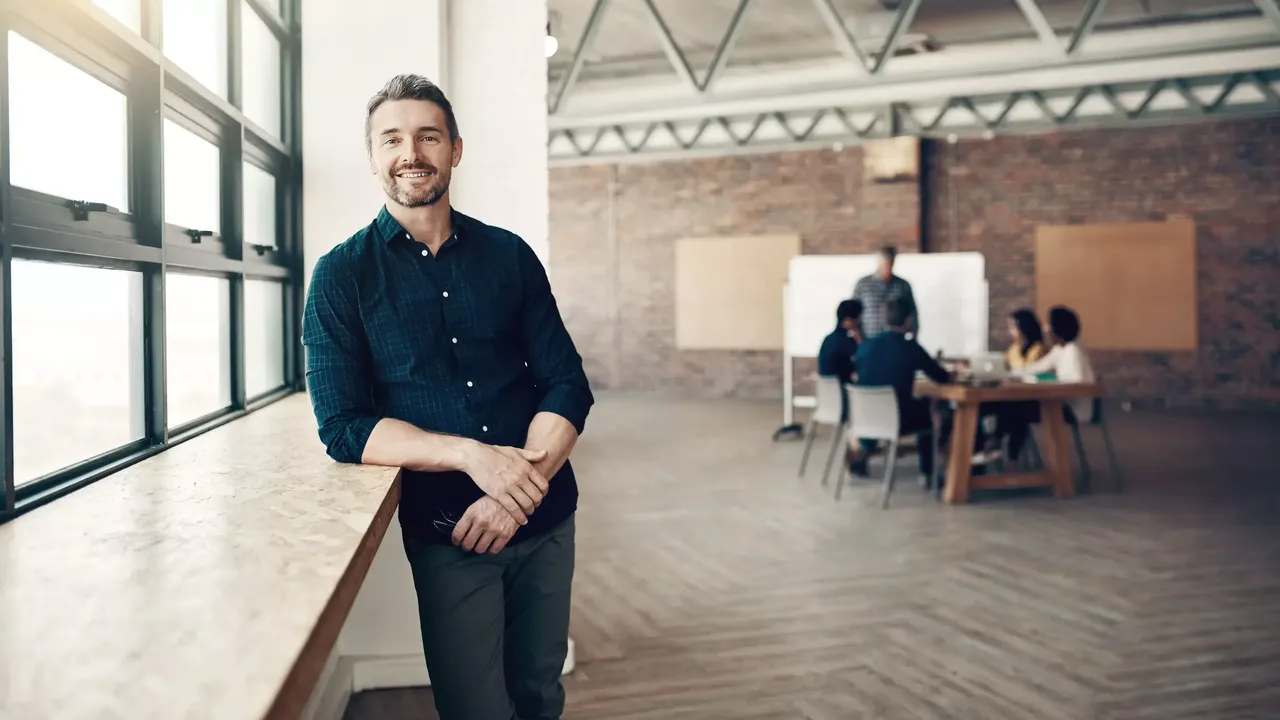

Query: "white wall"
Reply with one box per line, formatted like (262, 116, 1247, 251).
(446, 0, 551, 263)
(300, 0, 449, 664)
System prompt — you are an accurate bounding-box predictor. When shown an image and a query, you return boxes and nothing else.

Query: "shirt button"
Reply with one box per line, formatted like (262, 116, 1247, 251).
(421, 249, 428, 257)
(451, 337, 458, 344)
(466, 381, 474, 388)
(482, 425, 488, 432)
(442, 291, 449, 298)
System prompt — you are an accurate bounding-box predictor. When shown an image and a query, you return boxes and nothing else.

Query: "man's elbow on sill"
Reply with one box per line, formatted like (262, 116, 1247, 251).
(317, 419, 376, 466)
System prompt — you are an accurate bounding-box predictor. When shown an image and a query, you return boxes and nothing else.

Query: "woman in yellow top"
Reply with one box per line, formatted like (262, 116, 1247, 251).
(977, 309, 1049, 465)
(1005, 308, 1048, 368)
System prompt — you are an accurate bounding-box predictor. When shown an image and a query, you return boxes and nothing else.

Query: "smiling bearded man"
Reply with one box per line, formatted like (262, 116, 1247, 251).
(303, 74, 594, 720)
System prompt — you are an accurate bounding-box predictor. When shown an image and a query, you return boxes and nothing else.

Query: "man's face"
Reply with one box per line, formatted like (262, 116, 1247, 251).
(877, 253, 894, 280)
(367, 99, 463, 208)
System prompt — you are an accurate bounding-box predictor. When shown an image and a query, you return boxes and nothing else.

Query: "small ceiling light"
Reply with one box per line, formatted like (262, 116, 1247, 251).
(545, 23, 559, 58)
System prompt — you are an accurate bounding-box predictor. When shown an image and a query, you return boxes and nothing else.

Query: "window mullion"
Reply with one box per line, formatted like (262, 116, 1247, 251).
(227, 0, 242, 111)
(0, 24, 15, 514)
(141, 0, 163, 48)
(132, 57, 168, 444)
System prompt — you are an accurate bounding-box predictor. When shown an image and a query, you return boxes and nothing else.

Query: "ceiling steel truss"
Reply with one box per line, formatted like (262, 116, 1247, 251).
(548, 70, 1280, 164)
(550, 0, 1280, 116)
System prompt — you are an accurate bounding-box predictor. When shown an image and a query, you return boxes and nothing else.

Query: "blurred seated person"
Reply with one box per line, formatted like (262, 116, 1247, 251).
(1005, 307, 1048, 368)
(849, 297, 953, 477)
(818, 298, 863, 383)
(979, 308, 1049, 463)
(1017, 305, 1097, 424)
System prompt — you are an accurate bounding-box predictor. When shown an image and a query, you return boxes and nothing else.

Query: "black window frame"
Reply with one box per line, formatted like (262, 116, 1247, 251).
(0, 0, 304, 520)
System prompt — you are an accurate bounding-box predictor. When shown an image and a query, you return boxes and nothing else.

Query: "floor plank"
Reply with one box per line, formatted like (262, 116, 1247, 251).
(344, 397, 1280, 720)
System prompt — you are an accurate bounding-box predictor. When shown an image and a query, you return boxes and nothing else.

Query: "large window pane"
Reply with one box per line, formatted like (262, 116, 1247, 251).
(92, 0, 142, 33)
(241, 1, 282, 136)
(163, 119, 222, 233)
(7, 32, 129, 212)
(166, 273, 232, 427)
(12, 261, 144, 485)
(243, 162, 277, 248)
(163, 0, 228, 98)
(244, 279, 286, 397)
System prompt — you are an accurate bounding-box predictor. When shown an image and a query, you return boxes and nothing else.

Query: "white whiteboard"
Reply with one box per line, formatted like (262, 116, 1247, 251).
(785, 253, 988, 358)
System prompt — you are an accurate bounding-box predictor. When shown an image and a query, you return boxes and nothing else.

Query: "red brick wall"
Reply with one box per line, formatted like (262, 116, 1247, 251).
(926, 117, 1280, 410)
(549, 118, 1280, 409)
(549, 148, 920, 398)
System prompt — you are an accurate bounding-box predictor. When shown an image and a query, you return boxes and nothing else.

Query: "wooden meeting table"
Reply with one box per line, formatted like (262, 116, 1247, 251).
(915, 378, 1103, 504)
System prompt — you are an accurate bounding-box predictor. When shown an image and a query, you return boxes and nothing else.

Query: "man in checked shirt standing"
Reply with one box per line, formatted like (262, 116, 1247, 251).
(302, 74, 593, 720)
(852, 245, 917, 339)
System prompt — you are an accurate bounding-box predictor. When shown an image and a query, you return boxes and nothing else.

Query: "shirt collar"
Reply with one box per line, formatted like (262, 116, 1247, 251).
(376, 205, 465, 248)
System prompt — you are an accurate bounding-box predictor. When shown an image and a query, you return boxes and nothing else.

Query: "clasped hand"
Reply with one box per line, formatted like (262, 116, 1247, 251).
(454, 443, 550, 554)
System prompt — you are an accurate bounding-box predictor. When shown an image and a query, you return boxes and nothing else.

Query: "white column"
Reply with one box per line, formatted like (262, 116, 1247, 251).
(445, 0, 551, 263)
(299, 0, 448, 675)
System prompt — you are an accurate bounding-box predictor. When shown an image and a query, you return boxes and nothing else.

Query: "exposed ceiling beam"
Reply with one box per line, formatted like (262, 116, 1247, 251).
(641, 0, 699, 94)
(871, 0, 924, 74)
(549, 0, 610, 114)
(1012, 0, 1063, 53)
(810, 0, 869, 75)
(550, 71, 1280, 165)
(1256, 0, 1280, 34)
(701, 0, 755, 92)
(1067, 0, 1109, 55)
(549, 44, 1280, 129)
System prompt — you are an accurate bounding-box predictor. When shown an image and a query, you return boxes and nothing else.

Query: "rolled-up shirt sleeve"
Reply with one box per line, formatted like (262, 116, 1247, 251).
(302, 251, 379, 463)
(517, 240, 594, 434)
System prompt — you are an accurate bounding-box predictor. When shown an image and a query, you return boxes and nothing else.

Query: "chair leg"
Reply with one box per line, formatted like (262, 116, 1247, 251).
(880, 439, 900, 509)
(1024, 432, 1043, 470)
(1071, 424, 1092, 492)
(821, 422, 845, 489)
(797, 420, 818, 477)
(1100, 420, 1123, 493)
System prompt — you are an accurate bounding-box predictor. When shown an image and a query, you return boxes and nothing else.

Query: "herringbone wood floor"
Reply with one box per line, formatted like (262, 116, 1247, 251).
(345, 396, 1280, 720)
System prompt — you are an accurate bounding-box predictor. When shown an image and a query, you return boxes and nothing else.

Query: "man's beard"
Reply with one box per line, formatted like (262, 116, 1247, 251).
(384, 163, 451, 208)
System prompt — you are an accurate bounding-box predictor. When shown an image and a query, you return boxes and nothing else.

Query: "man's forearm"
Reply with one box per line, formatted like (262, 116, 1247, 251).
(362, 417, 476, 473)
(523, 411, 579, 480)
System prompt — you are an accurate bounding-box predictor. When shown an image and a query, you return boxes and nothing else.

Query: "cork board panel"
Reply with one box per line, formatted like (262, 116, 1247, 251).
(1035, 218, 1197, 351)
(675, 234, 801, 350)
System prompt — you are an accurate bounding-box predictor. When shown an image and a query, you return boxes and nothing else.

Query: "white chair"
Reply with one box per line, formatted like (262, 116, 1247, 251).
(841, 385, 902, 508)
(797, 375, 847, 487)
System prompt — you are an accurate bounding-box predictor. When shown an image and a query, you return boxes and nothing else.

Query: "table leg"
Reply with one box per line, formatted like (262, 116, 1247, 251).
(1039, 400, 1076, 499)
(943, 403, 979, 504)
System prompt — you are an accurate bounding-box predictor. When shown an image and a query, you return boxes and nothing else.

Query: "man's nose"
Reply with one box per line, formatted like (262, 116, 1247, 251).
(398, 143, 424, 166)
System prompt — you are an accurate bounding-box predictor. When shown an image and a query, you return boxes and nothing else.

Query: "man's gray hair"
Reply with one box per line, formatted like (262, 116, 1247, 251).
(365, 74, 459, 153)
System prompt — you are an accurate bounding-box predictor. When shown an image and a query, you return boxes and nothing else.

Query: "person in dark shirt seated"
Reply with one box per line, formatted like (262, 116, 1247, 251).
(850, 296, 952, 478)
(817, 298, 863, 424)
(818, 299, 863, 379)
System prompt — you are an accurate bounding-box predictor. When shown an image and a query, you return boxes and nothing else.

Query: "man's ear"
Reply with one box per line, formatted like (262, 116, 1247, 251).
(451, 135, 464, 168)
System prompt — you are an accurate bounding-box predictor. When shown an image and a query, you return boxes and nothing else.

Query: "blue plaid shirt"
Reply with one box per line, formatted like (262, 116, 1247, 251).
(302, 207, 594, 544)
(852, 273, 916, 338)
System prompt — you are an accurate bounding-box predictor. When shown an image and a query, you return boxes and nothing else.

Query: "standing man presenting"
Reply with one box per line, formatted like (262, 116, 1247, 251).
(303, 74, 593, 720)
(852, 245, 917, 339)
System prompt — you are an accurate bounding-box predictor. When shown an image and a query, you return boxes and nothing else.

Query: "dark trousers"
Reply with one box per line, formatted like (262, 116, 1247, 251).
(993, 401, 1040, 460)
(403, 514, 576, 720)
